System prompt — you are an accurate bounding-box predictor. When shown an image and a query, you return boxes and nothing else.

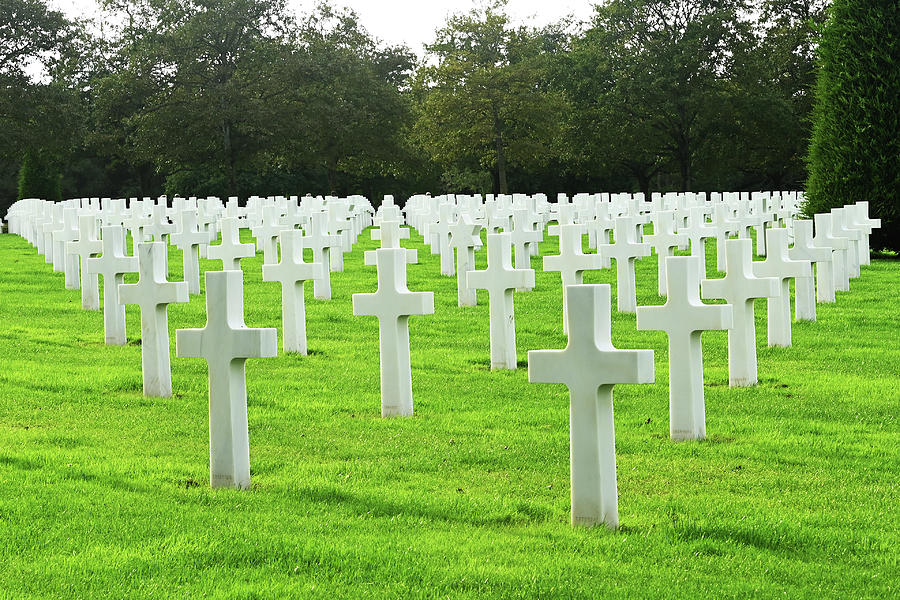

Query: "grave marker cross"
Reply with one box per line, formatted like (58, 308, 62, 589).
(644, 210, 689, 296)
(87, 226, 139, 345)
(812, 213, 849, 298)
(543, 223, 604, 333)
(352, 247, 434, 417)
(261, 230, 324, 354)
(789, 220, 832, 321)
(529, 284, 654, 528)
(751, 228, 810, 347)
(208, 217, 255, 271)
(170, 210, 213, 294)
(636, 256, 732, 440)
(118, 242, 189, 397)
(176, 270, 277, 489)
(303, 211, 341, 300)
(448, 215, 482, 307)
(701, 239, 778, 387)
(67, 214, 103, 310)
(467, 233, 535, 370)
(599, 217, 650, 313)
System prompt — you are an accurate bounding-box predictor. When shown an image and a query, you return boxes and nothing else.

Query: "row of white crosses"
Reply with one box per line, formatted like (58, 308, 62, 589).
(7, 194, 376, 491)
(4, 195, 882, 514)
(525, 202, 881, 529)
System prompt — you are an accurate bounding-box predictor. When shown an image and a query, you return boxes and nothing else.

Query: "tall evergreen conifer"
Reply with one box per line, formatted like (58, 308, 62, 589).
(16, 150, 62, 205)
(805, 0, 900, 251)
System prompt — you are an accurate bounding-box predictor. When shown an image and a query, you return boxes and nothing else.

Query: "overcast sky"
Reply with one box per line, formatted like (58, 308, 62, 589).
(49, 0, 596, 55)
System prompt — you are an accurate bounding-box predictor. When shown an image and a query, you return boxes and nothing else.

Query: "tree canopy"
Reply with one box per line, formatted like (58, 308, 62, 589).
(5, 0, 890, 247)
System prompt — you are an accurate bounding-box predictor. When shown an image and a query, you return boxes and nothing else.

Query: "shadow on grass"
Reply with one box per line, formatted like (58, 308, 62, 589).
(673, 521, 805, 555)
(291, 484, 558, 528)
(466, 358, 529, 371)
(0, 454, 42, 470)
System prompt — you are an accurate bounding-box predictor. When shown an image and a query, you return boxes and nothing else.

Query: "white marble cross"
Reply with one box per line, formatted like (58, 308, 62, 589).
(170, 210, 213, 295)
(789, 220, 832, 321)
(261, 230, 324, 354)
(599, 217, 650, 313)
(430, 204, 456, 276)
(176, 270, 277, 489)
(208, 217, 255, 271)
(830, 207, 862, 280)
(253, 205, 287, 265)
(637, 256, 732, 440)
(543, 223, 605, 333)
(449, 215, 482, 306)
(644, 210, 688, 296)
(813, 213, 849, 298)
(467, 233, 535, 370)
(67, 214, 102, 310)
(529, 284, 654, 528)
(848, 201, 880, 266)
(509, 208, 542, 269)
(678, 206, 717, 280)
(303, 211, 341, 300)
(55, 207, 80, 287)
(751, 228, 810, 347)
(701, 239, 778, 387)
(119, 242, 189, 397)
(371, 218, 410, 249)
(87, 226, 139, 345)
(352, 247, 434, 417)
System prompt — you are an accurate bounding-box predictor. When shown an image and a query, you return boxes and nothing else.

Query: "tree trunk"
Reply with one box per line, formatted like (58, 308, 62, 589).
(492, 106, 508, 195)
(637, 173, 651, 200)
(677, 139, 692, 191)
(222, 119, 237, 198)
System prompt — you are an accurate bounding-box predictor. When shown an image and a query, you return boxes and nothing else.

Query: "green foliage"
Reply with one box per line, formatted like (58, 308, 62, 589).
(0, 0, 850, 205)
(414, 1, 568, 194)
(805, 0, 900, 251)
(1, 229, 898, 597)
(0, 0, 75, 211)
(15, 150, 61, 204)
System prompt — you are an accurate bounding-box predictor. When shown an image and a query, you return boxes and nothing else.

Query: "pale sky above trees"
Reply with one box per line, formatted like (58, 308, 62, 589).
(49, 0, 595, 55)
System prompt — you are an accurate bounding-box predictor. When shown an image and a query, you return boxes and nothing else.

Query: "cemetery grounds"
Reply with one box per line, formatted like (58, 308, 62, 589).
(0, 227, 897, 598)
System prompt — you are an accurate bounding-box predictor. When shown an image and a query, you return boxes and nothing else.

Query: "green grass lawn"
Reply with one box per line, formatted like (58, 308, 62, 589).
(1, 226, 897, 598)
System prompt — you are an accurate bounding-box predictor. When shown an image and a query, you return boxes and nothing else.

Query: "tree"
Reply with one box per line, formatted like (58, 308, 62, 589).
(17, 149, 62, 202)
(282, 3, 416, 195)
(576, 0, 750, 192)
(805, 0, 899, 251)
(414, 0, 567, 194)
(94, 0, 298, 198)
(0, 0, 73, 214)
